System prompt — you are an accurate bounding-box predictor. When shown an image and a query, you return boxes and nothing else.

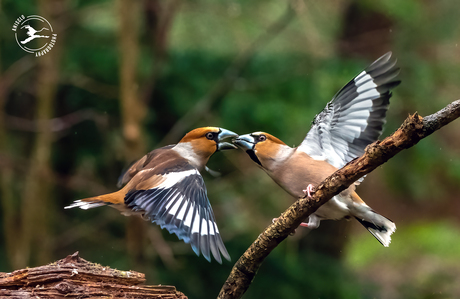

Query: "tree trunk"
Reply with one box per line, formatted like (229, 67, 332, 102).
(117, 0, 149, 266)
(0, 1, 17, 270)
(118, 0, 146, 161)
(19, 0, 65, 268)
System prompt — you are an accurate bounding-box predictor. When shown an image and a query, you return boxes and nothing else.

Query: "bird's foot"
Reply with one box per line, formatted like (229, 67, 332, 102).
(303, 184, 315, 198)
(301, 215, 320, 230)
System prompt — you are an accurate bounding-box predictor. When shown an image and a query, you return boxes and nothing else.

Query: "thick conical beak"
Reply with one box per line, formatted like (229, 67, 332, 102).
(217, 128, 239, 151)
(233, 134, 261, 166)
(232, 134, 255, 150)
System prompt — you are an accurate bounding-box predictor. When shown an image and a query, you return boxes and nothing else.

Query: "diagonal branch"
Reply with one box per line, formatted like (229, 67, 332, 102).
(159, 4, 295, 145)
(218, 99, 460, 299)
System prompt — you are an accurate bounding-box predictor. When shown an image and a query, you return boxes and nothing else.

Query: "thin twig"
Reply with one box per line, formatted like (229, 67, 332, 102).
(65, 74, 119, 99)
(3, 109, 108, 132)
(159, 4, 295, 145)
(0, 56, 36, 102)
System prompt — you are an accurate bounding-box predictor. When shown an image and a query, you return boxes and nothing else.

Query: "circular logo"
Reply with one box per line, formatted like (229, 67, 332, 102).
(12, 15, 57, 57)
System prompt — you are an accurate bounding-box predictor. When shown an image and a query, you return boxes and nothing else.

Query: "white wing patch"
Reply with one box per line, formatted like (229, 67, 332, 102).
(124, 164, 230, 263)
(355, 72, 377, 92)
(164, 193, 184, 215)
(299, 52, 400, 169)
(156, 169, 199, 189)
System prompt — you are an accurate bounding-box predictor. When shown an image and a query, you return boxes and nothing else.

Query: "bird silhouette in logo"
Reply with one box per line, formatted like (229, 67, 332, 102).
(20, 24, 49, 44)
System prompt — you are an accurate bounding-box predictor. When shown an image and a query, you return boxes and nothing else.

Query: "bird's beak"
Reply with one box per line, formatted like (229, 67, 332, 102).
(232, 134, 255, 150)
(217, 128, 239, 151)
(233, 134, 261, 166)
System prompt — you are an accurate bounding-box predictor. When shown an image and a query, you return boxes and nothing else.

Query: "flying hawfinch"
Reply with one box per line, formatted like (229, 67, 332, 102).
(234, 52, 400, 247)
(65, 127, 238, 263)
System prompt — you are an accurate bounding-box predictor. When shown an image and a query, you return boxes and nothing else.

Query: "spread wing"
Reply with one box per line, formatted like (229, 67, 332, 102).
(124, 161, 230, 264)
(298, 52, 400, 169)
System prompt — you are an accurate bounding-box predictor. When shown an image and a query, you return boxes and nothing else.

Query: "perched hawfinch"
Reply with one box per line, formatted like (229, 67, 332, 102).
(234, 52, 400, 246)
(65, 127, 238, 263)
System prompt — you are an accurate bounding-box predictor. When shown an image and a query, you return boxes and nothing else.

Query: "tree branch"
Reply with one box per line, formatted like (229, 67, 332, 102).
(159, 3, 295, 145)
(3, 109, 108, 133)
(218, 99, 460, 299)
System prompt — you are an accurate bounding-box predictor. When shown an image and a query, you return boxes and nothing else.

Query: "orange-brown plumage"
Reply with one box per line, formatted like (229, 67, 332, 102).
(234, 53, 400, 246)
(65, 127, 238, 263)
(180, 127, 220, 143)
(77, 189, 126, 205)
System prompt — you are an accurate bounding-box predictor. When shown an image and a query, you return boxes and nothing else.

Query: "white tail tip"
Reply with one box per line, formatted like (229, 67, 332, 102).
(64, 200, 106, 210)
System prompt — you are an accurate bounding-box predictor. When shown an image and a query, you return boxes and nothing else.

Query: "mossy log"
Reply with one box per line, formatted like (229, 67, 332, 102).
(0, 252, 187, 298)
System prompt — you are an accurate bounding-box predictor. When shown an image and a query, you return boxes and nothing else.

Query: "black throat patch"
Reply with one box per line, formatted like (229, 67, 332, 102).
(246, 150, 261, 166)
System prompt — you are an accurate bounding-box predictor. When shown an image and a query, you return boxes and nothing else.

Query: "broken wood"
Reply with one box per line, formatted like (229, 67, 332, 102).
(0, 251, 187, 298)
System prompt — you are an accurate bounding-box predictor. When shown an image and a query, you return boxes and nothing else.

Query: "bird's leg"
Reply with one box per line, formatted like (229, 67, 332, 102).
(273, 213, 321, 231)
(299, 186, 320, 229)
(302, 184, 315, 198)
(299, 215, 320, 229)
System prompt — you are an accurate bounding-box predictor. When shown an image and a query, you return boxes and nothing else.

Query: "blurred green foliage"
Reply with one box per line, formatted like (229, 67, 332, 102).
(1, 0, 460, 299)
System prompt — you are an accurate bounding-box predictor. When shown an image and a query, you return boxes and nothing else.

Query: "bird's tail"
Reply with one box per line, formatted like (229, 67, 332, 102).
(354, 210, 396, 247)
(64, 190, 125, 210)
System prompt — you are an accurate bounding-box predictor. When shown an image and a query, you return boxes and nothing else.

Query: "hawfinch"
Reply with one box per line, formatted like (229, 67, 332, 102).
(234, 52, 400, 246)
(65, 127, 238, 263)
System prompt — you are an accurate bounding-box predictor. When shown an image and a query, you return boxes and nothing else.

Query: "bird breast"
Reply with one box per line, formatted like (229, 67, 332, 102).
(267, 150, 341, 199)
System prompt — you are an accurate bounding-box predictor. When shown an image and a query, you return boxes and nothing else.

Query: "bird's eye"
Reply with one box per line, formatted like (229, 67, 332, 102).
(206, 132, 215, 140)
(258, 135, 267, 142)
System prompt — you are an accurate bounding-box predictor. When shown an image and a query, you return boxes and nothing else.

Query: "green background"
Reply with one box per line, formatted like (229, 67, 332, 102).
(1, 0, 460, 298)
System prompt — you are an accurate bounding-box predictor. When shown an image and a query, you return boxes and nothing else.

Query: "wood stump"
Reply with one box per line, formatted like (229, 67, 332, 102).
(0, 252, 187, 298)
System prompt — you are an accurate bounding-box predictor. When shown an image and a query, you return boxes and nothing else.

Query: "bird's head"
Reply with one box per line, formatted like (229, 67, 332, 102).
(176, 127, 238, 168)
(233, 132, 290, 169)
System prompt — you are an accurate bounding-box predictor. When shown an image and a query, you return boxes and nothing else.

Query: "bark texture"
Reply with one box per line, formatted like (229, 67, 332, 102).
(218, 99, 460, 299)
(0, 252, 187, 298)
